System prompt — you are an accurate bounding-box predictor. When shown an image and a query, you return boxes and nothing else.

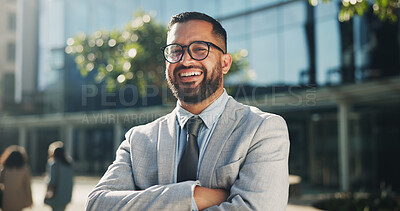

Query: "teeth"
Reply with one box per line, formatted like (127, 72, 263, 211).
(180, 72, 201, 77)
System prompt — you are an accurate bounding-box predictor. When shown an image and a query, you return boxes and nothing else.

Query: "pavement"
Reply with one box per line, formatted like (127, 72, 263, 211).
(27, 176, 98, 211)
(23, 176, 321, 211)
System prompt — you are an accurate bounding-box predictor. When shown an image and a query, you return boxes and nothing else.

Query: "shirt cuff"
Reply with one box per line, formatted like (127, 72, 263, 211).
(191, 180, 201, 211)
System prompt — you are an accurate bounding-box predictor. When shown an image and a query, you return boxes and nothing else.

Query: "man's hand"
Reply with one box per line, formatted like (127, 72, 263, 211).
(193, 186, 229, 210)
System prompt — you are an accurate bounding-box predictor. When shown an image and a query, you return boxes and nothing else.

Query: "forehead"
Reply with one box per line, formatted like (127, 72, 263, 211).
(167, 20, 215, 45)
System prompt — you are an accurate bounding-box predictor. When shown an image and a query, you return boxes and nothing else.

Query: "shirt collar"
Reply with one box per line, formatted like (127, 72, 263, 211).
(176, 89, 229, 129)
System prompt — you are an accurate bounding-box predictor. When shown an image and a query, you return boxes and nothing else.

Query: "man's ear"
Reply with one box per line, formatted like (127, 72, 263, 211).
(221, 53, 232, 75)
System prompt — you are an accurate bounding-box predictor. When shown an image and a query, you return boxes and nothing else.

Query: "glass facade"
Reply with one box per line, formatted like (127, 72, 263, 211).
(7, 42, 15, 62)
(37, 0, 349, 97)
(349, 104, 400, 191)
(315, 2, 340, 85)
(7, 12, 16, 31)
(220, 1, 310, 86)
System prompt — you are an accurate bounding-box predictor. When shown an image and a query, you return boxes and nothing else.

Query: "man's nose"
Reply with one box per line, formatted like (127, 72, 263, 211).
(180, 47, 193, 64)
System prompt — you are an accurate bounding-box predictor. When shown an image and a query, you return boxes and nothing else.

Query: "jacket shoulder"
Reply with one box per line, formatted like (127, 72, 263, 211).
(227, 96, 283, 121)
(124, 111, 174, 141)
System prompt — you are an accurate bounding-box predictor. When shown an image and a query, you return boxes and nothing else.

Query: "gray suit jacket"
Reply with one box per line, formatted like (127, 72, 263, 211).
(86, 97, 290, 210)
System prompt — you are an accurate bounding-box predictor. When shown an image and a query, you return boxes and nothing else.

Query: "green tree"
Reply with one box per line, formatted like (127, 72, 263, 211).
(309, 0, 400, 22)
(66, 11, 166, 95)
(66, 11, 248, 95)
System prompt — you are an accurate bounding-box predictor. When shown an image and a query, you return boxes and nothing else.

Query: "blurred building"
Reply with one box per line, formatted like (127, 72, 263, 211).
(0, 0, 17, 112)
(0, 0, 399, 194)
(15, 0, 40, 111)
(0, 0, 39, 115)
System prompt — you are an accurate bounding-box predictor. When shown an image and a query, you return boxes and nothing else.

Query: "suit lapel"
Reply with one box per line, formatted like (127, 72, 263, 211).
(198, 98, 245, 187)
(157, 110, 177, 185)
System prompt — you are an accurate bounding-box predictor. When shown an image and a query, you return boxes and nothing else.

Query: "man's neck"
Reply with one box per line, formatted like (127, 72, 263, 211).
(179, 88, 224, 115)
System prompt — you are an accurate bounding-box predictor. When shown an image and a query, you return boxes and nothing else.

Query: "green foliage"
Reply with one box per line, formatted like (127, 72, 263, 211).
(309, 0, 400, 22)
(66, 10, 249, 95)
(66, 11, 167, 95)
(229, 49, 249, 76)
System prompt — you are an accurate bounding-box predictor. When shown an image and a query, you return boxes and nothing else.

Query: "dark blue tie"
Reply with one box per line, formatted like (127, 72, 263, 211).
(177, 116, 203, 182)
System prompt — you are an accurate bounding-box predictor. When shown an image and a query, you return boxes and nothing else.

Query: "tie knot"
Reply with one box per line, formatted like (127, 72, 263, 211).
(186, 116, 203, 136)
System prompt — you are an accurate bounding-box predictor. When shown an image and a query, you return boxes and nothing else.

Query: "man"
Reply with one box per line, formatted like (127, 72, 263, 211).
(86, 12, 290, 210)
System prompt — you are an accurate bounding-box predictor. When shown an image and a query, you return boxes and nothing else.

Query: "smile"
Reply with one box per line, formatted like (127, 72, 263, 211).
(179, 72, 202, 77)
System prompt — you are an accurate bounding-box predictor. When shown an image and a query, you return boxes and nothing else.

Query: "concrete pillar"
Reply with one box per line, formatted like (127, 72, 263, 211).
(18, 126, 27, 148)
(78, 129, 86, 162)
(113, 124, 124, 155)
(338, 101, 350, 191)
(308, 118, 318, 184)
(64, 125, 74, 158)
(30, 130, 38, 172)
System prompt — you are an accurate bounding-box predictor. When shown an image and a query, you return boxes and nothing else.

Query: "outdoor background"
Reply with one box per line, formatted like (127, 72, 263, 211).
(0, 0, 399, 210)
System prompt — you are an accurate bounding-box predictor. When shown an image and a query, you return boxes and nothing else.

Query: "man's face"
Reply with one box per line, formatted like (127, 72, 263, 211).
(165, 20, 225, 104)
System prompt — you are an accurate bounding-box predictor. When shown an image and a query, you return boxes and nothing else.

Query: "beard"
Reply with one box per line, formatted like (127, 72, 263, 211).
(166, 63, 222, 104)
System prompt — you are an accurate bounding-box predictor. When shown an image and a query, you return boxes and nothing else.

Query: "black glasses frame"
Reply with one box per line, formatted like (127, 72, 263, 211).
(161, 41, 225, 64)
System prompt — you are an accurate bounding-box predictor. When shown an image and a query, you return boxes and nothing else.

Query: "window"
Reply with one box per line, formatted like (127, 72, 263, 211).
(1, 73, 15, 102)
(250, 0, 282, 9)
(50, 48, 65, 70)
(246, 1, 308, 86)
(316, 16, 340, 85)
(7, 42, 16, 62)
(250, 32, 280, 85)
(219, 0, 248, 16)
(8, 13, 16, 31)
(282, 26, 308, 84)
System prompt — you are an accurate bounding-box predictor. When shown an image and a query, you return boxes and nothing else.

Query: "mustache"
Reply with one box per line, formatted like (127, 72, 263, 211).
(174, 65, 206, 75)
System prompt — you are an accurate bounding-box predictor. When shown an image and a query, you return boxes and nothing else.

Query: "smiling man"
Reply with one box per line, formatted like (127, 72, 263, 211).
(86, 12, 290, 211)
(164, 19, 229, 114)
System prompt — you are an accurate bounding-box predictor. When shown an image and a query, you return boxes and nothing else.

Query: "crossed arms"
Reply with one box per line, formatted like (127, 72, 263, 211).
(85, 115, 290, 210)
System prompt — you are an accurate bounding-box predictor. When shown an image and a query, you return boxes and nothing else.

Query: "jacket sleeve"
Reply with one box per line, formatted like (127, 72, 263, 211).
(205, 115, 290, 211)
(47, 162, 57, 186)
(85, 130, 196, 211)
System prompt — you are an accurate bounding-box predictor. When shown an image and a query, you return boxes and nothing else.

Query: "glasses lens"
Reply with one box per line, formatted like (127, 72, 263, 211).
(189, 42, 209, 60)
(164, 44, 182, 63)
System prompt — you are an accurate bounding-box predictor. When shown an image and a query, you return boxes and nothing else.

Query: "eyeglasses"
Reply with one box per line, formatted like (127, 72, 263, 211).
(161, 41, 225, 64)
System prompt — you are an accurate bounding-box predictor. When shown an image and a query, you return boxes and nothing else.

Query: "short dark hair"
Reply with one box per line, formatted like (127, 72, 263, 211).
(168, 12, 227, 52)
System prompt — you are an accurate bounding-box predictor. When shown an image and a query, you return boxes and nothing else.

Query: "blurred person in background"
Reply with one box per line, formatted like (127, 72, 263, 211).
(44, 141, 73, 211)
(0, 145, 33, 211)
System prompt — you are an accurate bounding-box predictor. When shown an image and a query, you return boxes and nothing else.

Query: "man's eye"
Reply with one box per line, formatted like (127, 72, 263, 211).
(171, 50, 182, 55)
(193, 48, 207, 53)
